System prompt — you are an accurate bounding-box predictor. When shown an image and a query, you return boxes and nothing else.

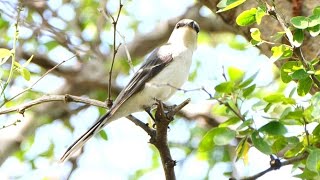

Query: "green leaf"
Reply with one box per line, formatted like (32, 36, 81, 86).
(271, 45, 293, 61)
(272, 136, 288, 154)
(263, 93, 285, 103)
(284, 142, 304, 158)
(217, 0, 247, 13)
(306, 149, 320, 172)
(21, 68, 31, 81)
(256, 7, 266, 25)
(236, 8, 257, 26)
(251, 131, 272, 155)
(99, 130, 108, 141)
(313, 6, 320, 16)
(280, 61, 300, 83)
(291, 69, 309, 80)
(199, 127, 236, 151)
(290, 16, 309, 29)
(213, 127, 236, 146)
(292, 29, 304, 47)
(215, 81, 234, 93)
(219, 116, 241, 127)
(235, 137, 250, 161)
(0, 48, 12, 65)
(228, 66, 245, 83)
(308, 24, 320, 37)
(259, 121, 287, 135)
(243, 84, 256, 97)
(250, 28, 262, 41)
(44, 41, 59, 51)
(297, 77, 312, 96)
(22, 55, 34, 67)
(237, 119, 253, 130)
(311, 92, 320, 119)
(308, 14, 320, 27)
(239, 71, 259, 88)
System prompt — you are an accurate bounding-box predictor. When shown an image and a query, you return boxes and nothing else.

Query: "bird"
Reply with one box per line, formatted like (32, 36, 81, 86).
(60, 19, 200, 162)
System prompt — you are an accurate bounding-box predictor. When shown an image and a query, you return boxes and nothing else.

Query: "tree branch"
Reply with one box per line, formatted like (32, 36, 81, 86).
(0, 94, 108, 115)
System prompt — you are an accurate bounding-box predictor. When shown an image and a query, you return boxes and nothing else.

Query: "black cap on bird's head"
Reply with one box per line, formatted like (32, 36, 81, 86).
(175, 19, 200, 33)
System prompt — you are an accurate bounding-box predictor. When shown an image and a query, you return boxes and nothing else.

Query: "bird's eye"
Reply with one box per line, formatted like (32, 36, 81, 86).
(176, 23, 182, 29)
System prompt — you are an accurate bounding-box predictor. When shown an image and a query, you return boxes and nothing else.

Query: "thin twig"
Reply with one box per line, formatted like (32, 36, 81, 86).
(0, 55, 76, 108)
(239, 152, 308, 180)
(106, 0, 123, 107)
(0, 94, 108, 115)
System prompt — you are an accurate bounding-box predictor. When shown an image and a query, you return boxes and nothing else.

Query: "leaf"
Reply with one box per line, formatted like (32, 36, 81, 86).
(306, 149, 320, 172)
(256, 7, 266, 25)
(228, 66, 245, 83)
(308, 14, 320, 27)
(297, 77, 312, 96)
(243, 84, 256, 97)
(219, 116, 241, 127)
(235, 137, 250, 161)
(21, 68, 31, 81)
(217, 0, 247, 13)
(313, 6, 320, 16)
(22, 55, 34, 67)
(308, 24, 320, 37)
(237, 119, 253, 130)
(239, 71, 259, 88)
(271, 45, 293, 62)
(215, 81, 234, 93)
(199, 127, 236, 152)
(259, 121, 287, 135)
(251, 131, 272, 155)
(291, 69, 309, 80)
(99, 130, 108, 141)
(250, 28, 262, 41)
(263, 93, 285, 103)
(272, 136, 288, 154)
(236, 8, 257, 26)
(292, 29, 304, 47)
(0, 48, 12, 65)
(280, 61, 300, 83)
(290, 16, 309, 29)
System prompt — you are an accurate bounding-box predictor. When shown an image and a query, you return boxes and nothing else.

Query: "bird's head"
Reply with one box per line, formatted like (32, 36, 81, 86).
(168, 19, 200, 51)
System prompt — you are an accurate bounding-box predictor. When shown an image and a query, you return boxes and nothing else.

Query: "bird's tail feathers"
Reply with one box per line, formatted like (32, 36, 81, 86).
(60, 112, 111, 162)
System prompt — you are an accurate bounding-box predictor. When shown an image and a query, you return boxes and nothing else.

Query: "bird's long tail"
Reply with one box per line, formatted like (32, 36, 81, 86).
(60, 112, 111, 162)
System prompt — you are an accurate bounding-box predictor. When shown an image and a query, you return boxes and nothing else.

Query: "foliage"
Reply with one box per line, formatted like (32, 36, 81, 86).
(198, 3, 320, 179)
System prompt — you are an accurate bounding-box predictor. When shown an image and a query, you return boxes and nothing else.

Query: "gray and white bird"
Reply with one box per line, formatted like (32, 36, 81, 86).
(60, 19, 200, 162)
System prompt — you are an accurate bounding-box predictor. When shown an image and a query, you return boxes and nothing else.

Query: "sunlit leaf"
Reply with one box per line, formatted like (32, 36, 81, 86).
(236, 8, 257, 26)
(280, 61, 300, 83)
(256, 7, 266, 25)
(271, 45, 293, 61)
(219, 116, 241, 127)
(236, 137, 250, 161)
(250, 28, 262, 41)
(199, 127, 236, 152)
(239, 71, 258, 88)
(228, 66, 245, 83)
(215, 81, 234, 93)
(0, 48, 12, 65)
(21, 68, 31, 81)
(217, 0, 247, 13)
(99, 130, 108, 141)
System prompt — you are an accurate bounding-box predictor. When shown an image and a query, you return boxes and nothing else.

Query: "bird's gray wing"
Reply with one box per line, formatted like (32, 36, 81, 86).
(110, 45, 173, 114)
(60, 45, 173, 162)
